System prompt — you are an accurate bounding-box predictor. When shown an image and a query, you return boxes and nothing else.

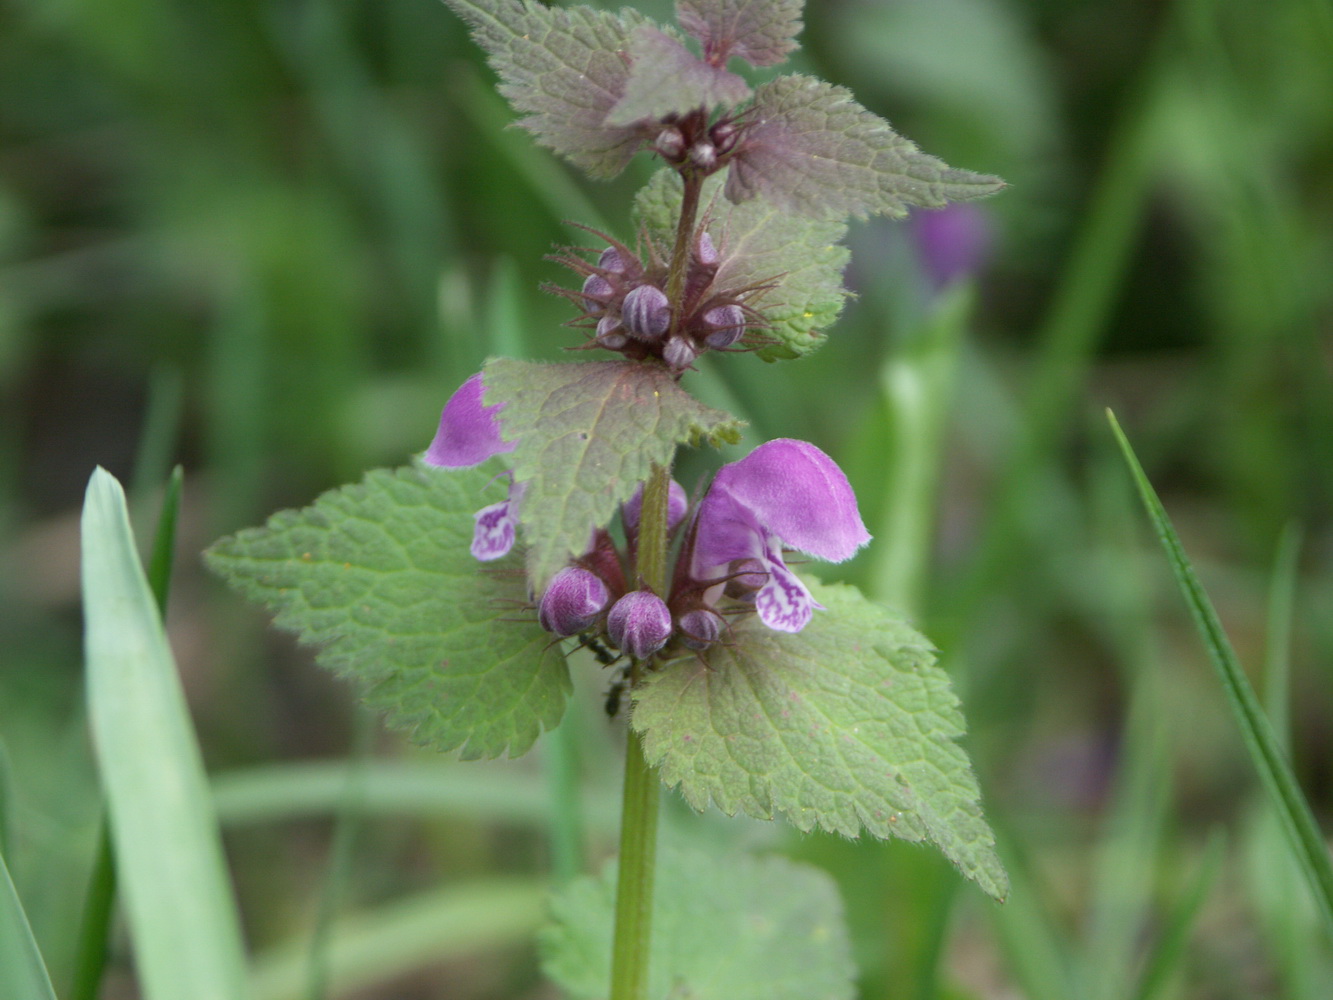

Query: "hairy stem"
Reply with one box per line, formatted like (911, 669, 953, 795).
(608, 161, 703, 999)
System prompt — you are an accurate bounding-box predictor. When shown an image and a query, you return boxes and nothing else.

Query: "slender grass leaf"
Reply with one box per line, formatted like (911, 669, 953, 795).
(1108, 411, 1333, 937)
(80, 468, 250, 1000)
(251, 879, 546, 1000)
(482, 359, 743, 587)
(207, 463, 567, 759)
(541, 847, 854, 1000)
(634, 581, 1008, 900)
(210, 761, 619, 830)
(1131, 831, 1225, 1000)
(0, 851, 58, 1000)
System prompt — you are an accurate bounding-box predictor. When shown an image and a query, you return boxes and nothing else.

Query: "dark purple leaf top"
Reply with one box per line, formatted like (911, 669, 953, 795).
(677, 0, 804, 68)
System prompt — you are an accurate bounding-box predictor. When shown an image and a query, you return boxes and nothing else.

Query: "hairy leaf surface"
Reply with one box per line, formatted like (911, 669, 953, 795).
(483, 358, 743, 587)
(633, 582, 1008, 899)
(635, 169, 849, 360)
(206, 464, 567, 759)
(727, 75, 1005, 219)
(606, 26, 751, 127)
(541, 847, 854, 1000)
(443, 0, 649, 177)
(677, 0, 805, 68)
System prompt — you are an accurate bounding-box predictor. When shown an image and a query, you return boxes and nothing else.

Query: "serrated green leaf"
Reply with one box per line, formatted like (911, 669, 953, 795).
(443, 0, 651, 178)
(482, 359, 743, 587)
(726, 75, 1006, 220)
(206, 463, 568, 759)
(633, 582, 1007, 900)
(677, 0, 804, 68)
(635, 169, 849, 360)
(605, 26, 751, 127)
(541, 847, 854, 1000)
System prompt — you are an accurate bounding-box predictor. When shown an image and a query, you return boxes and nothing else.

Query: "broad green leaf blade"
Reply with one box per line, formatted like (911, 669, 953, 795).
(442, 0, 650, 178)
(206, 463, 569, 759)
(605, 26, 750, 127)
(634, 169, 850, 360)
(634, 582, 1007, 900)
(0, 851, 57, 1000)
(541, 847, 854, 1000)
(80, 469, 249, 1000)
(1108, 411, 1333, 937)
(482, 359, 743, 586)
(725, 75, 1005, 220)
(677, 0, 804, 68)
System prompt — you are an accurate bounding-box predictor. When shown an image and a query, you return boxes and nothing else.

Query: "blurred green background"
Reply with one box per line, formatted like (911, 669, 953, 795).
(2, 0, 1331, 997)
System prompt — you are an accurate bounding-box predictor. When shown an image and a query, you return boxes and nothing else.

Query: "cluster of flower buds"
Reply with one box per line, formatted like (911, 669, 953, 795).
(550, 226, 759, 372)
(650, 110, 742, 178)
(425, 377, 871, 670)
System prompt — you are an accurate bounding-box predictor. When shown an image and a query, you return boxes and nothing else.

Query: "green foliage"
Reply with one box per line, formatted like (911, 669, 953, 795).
(0, 852, 57, 1000)
(442, 0, 651, 177)
(634, 582, 1007, 900)
(1110, 413, 1333, 937)
(677, 0, 805, 68)
(81, 470, 250, 1000)
(634, 170, 850, 360)
(482, 358, 743, 586)
(206, 464, 569, 759)
(542, 847, 855, 1000)
(605, 26, 751, 127)
(725, 75, 1006, 220)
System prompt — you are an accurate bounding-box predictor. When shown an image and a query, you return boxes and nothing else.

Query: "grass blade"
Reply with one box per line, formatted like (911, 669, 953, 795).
(1131, 831, 1225, 1000)
(0, 850, 58, 1000)
(80, 467, 250, 1000)
(1108, 411, 1333, 938)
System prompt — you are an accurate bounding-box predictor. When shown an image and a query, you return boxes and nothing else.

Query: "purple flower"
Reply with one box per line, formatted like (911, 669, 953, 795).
(424, 373, 520, 561)
(538, 566, 610, 636)
(910, 203, 994, 290)
(607, 590, 673, 660)
(691, 439, 870, 632)
(621, 479, 689, 535)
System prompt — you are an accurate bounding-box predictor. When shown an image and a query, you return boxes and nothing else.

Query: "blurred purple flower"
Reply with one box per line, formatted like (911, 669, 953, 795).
(424, 373, 520, 561)
(691, 439, 870, 632)
(622, 479, 689, 536)
(911, 202, 994, 290)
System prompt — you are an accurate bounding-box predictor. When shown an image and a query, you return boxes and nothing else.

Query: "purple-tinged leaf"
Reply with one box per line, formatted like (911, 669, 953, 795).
(726, 75, 1005, 220)
(605, 26, 751, 127)
(677, 0, 804, 68)
(442, 0, 651, 178)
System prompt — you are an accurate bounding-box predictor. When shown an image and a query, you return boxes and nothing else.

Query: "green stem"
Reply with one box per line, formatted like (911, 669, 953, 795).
(608, 161, 703, 1000)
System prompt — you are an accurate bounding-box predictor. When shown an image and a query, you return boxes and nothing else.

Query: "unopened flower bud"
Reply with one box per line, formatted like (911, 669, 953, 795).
(655, 127, 685, 160)
(663, 335, 697, 370)
(622, 284, 671, 340)
(695, 231, 718, 266)
(702, 304, 746, 349)
(710, 120, 738, 154)
(622, 479, 689, 535)
(596, 315, 628, 350)
(581, 273, 613, 314)
(598, 246, 629, 274)
(689, 142, 717, 170)
(678, 608, 723, 650)
(607, 590, 673, 660)
(538, 566, 610, 636)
